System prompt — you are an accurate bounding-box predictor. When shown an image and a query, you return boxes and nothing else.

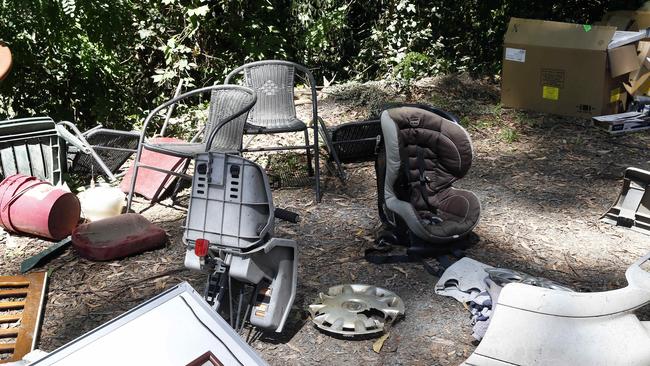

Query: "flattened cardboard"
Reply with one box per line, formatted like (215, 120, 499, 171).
(502, 18, 621, 117)
(639, 41, 650, 68)
(629, 66, 647, 84)
(629, 42, 650, 82)
(609, 44, 641, 77)
(630, 11, 650, 30)
(608, 14, 635, 30)
(624, 70, 650, 95)
(601, 10, 650, 31)
(602, 10, 636, 30)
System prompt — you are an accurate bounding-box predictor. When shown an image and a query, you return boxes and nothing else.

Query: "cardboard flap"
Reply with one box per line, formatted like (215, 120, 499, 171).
(632, 11, 650, 30)
(628, 42, 650, 82)
(629, 65, 647, 82)
(608, 30, 650, 49)
(609, 44, 641, 77)
(639, 41, 650, 71)
(504, 18, 616, 51)
(601, 10, 636, 30)
(624, 70, 650, 95)
(607, 14, 635, 30)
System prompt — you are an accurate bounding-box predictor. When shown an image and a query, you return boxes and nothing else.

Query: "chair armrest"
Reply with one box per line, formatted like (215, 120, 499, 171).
(58, 121, 117, 181)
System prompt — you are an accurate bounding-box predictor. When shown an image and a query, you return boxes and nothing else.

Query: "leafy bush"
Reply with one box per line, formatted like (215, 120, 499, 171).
(0, 0, 140, 128)
(394, 52, 434, 80)
(0, 0, 644, 130)
(324, 81, 401, 117)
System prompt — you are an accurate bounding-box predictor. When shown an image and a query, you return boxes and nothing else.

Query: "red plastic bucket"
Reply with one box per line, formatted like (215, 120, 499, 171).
(0, 174, 80, 240)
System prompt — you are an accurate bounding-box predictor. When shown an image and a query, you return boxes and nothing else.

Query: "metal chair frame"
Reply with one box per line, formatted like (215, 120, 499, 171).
(125, 85, 257, 212)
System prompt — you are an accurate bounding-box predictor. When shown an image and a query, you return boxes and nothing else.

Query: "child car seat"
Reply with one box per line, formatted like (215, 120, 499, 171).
(375, 105, 481, 248)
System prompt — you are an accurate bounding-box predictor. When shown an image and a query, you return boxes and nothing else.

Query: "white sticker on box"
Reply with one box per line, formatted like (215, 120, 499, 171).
(505, 47, 526, 63)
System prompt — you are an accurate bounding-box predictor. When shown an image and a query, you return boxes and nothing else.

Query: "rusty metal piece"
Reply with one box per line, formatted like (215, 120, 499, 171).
(0, 272, 48, 364)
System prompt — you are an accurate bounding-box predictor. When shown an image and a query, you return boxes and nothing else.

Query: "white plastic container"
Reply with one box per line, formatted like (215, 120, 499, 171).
(77, 185, 125, 222)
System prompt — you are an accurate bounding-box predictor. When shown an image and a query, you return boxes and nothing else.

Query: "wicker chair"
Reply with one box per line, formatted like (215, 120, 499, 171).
(225, 60, 328, 201)
(125, 85, 256, 211)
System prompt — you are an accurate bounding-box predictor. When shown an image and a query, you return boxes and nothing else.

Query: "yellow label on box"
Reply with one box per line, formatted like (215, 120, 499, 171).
(610, 88, 621, 103)
(542, 86, 559, 100)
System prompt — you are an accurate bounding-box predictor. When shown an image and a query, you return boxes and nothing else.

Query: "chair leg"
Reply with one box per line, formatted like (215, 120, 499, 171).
(313, 122, 321, 202)
(168, 159, 191, 204)
(317, 117, 346, 184)
(303, 129, 314, 177)
(169, 173, 185, 204)
(125, 143, 146, 213)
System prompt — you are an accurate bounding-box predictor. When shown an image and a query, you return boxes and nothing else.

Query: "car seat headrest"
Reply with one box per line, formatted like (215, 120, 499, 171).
(386, 106, 473, 182)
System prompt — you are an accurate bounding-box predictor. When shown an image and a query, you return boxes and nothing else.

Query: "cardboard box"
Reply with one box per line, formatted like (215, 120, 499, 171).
(601, 10, 650, 30)
(501, 18, 628, 117)
(599, 11, 636, 29)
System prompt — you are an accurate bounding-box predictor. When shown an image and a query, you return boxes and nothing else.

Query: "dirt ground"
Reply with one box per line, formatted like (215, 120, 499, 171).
(1, 75, 650, 365)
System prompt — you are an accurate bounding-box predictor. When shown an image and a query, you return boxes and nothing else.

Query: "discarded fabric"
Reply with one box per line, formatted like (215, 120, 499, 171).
(435, 257, 573, 341)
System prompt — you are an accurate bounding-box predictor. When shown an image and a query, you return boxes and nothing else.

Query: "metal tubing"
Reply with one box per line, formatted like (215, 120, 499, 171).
(125, 85, 255, 212)
(225, 60, 322, 202)
(159, 79, 184, 137)
(241, 144, 314, 152)
(58, 121, 116, 181)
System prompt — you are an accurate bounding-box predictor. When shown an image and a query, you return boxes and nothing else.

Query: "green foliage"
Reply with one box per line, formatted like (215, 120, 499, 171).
(0, 0, 138, 127)
(394, 52, 433, 80)
(0, 0, 293, 130)
(291, 0, 350, 75)
(0, 0, 645, 130)
(348, 0, 644, 78)
(325, 81, 400, 117)
(500, 126, 519, 143)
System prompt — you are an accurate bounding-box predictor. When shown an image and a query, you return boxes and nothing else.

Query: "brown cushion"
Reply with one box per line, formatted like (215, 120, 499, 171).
(72, 213, 167, 261)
